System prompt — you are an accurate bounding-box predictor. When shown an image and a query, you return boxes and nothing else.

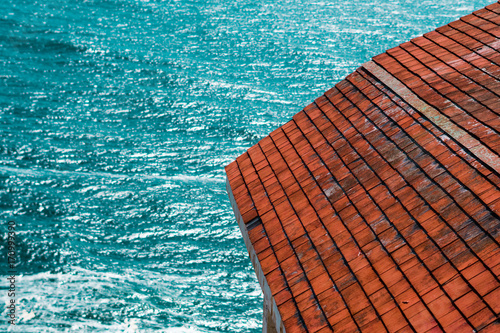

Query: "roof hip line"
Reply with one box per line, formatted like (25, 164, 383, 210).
(362, 60, 500, 175)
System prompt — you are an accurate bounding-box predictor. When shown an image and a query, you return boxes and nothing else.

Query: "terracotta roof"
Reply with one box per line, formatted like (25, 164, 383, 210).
(225, 2, 500, 332)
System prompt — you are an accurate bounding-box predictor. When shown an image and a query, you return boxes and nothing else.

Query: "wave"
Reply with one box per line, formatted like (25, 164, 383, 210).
(0, 165, 224, 184)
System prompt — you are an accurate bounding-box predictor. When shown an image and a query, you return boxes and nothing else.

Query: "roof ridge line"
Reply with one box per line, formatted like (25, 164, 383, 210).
(362, 60, 500, 175)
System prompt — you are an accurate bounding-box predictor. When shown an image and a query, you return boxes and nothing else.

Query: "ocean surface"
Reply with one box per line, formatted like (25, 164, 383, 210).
(0, 0, 494, 331)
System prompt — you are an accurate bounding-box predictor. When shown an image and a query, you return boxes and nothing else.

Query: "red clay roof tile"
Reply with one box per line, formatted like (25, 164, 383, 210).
(226, 2, 500, 332)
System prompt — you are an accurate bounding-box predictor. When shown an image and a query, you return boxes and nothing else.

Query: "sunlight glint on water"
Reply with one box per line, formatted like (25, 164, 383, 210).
(0, 0, 493, 331)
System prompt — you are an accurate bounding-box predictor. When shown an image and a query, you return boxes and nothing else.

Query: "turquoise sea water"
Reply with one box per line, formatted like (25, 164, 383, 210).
(0, 0, 494, 331)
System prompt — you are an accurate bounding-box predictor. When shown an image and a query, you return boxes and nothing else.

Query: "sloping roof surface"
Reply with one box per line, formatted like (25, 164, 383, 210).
(226, 2, 500, 332)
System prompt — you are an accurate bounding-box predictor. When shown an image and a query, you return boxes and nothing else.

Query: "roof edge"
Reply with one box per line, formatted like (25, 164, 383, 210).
(226, 177, 287, 333)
